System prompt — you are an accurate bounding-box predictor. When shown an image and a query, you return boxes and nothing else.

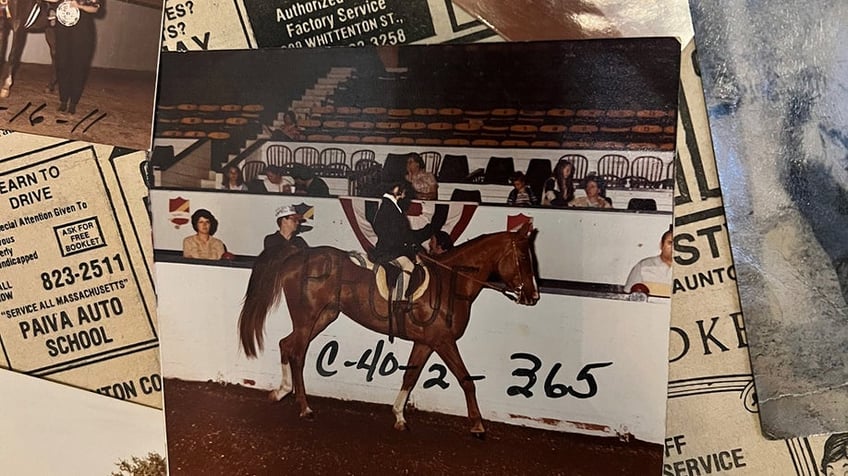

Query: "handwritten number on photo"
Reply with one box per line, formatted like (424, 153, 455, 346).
(0, 102, 105, 132)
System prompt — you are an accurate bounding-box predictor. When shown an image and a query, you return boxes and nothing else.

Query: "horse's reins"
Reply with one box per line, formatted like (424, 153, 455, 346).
(418, 237, 525, 303)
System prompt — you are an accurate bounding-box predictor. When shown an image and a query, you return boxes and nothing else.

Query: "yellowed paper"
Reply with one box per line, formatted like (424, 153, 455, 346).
(0, 134, 161, 408)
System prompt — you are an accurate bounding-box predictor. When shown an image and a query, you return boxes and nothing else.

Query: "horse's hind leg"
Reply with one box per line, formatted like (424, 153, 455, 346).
(268, 333, 296, 402)
(392, 342, 433, 431)
(289, 305, 340, 419)
(435, 341, 486, 438)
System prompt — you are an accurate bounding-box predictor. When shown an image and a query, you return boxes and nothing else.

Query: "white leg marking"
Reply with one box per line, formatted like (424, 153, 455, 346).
(269, 362, 293, 401)
(392, 389, 409, 429)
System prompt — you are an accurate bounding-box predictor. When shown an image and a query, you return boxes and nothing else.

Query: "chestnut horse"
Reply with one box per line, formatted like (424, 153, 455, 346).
(0, 0, 58, 98)
(239, 222, 539, 437)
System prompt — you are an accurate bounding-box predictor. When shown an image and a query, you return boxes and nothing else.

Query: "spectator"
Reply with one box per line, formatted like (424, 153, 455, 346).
(542, 159, 575, 206)
(624, 227, 673, 297)
(182, 209, 226, 260)
(569, 176, 611, 208)
(291, 164, 330, 197)
(264, 110, 305, 141)
(263, 205, 309, 251)
(405, 153, 438, 200)
(248, 165, 294, 194)
(220, 165, 247, 191)
(507, 171, 538, 206)
(428, 230, 454, 256)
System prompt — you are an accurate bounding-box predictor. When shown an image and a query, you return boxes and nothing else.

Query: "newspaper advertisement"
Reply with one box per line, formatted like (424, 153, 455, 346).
(0, 133, 162, 408)
(161, 0, 497, 51)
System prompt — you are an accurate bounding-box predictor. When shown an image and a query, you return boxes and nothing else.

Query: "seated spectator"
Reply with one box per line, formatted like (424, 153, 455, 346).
(624, 227, 673, 297)
(507, 171, 538, 206)
(542, 159, 575, 207)
(220, 165, 247, 191)
(182, 209, 226, 260)
(428, 230, 454, 256)
(291, 164, 330, 197)
(569, 176, 611, 209)
(405, 153, 438, 200)
(263, 205, 309, 251)
(264, 110, 304, 141)
(247, 165, 294, 194)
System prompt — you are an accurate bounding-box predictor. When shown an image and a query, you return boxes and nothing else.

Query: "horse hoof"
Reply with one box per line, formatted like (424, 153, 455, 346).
(0, 89, 8, 99)
(393, 421, 408, 431)
(471, 431, 486, 440)
(299, 408, 315, 420)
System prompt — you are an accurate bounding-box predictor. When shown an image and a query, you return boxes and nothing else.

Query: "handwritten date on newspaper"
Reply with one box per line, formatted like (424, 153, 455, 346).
(0, 139, 161, 408)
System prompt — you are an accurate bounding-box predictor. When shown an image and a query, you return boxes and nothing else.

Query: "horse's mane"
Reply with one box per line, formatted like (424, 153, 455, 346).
(434, 230, 512, 263)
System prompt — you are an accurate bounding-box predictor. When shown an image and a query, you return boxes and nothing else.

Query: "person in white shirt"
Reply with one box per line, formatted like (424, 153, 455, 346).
(624, 227, 673, 297)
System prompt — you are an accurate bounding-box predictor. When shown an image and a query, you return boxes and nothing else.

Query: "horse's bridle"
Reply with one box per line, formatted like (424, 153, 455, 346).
(419, 236, 528, 303)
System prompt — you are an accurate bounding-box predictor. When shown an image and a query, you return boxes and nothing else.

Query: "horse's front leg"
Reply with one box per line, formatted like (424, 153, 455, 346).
(435, 341, 485, 438)
(392, 342, 433, 431)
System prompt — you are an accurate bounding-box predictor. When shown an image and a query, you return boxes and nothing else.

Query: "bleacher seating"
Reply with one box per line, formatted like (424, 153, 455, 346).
(438, 154, 470, 183)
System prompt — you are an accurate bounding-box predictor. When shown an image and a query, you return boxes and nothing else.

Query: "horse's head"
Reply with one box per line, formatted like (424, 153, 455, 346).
(497, 222, 540, 306)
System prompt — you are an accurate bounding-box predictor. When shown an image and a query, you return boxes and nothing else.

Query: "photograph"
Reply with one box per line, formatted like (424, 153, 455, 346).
(150, 38, 679, 474)
(0, 0, 162, 149)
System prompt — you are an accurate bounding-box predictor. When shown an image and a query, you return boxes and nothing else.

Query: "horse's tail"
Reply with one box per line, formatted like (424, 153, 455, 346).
(238, 246, 301, 358)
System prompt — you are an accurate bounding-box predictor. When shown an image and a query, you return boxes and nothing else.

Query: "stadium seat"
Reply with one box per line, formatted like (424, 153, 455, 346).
(267, 145, 294, 166)
(525, 158, 552, 198)
(598, 154, 629, 178)
(484, 157, 515, 185)
(438, 154, 470, 183)
(294, 146, 322, 167)
(630, 156, 664, 182)
(420, 151, 442, 175)
(450, 189, 482, 203)
(241, 161, 266, 182)
(627, 198, 657, 211)
(559, 154, 589, 180)
(382, 153, 410, 183)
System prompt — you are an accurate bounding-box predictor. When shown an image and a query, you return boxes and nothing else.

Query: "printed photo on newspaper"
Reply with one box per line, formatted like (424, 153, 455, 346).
(150, 38, 679, 473)
(0, 0, 162, 149)
(0, 133, 161, 408)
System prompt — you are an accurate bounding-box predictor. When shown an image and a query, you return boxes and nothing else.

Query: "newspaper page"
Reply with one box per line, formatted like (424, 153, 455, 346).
(0, 133, 162, 408)
(161, 0, 497, 51)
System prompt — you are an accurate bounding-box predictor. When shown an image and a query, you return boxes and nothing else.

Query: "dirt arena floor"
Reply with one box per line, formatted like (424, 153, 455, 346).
(0, 62, 155, 150)
(164, 379, 661, 475)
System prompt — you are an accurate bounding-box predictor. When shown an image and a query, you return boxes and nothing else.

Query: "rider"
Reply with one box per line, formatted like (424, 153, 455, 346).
(369, 181, 432, 300)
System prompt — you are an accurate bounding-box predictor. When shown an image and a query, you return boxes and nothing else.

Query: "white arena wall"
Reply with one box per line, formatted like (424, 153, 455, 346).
(149, 189, 673, 285)
(155, 262, 670, 444)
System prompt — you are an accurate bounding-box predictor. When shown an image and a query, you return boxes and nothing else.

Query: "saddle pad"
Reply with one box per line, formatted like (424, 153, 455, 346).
(348, 252, 429, 302)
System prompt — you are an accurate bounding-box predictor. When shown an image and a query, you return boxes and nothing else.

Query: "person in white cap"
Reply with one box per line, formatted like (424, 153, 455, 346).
(263, 205, 308, 252)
